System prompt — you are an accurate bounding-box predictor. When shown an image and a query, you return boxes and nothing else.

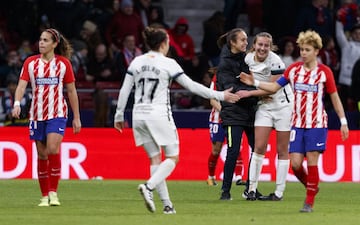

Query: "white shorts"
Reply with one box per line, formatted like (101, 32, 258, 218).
(254, 103, 292, 131)
(132, 119, 179, 147)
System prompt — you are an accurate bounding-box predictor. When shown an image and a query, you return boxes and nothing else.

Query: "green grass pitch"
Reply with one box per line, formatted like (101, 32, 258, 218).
(0, 180, 358, 225)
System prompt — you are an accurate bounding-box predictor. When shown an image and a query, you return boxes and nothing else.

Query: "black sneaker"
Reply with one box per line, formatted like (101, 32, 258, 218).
(255, 189, 263, 199)
(242, 188, 263, 199)
(242, 189, 249, 199)
(235, 179, 246, 185)
(246, 191, 256, 201)
(258, 193, 282, 201)
(220, 191, 232, 200)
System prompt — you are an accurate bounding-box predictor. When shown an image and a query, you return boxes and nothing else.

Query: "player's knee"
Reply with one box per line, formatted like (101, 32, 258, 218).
(167, 155, 179, 164)
(291, 163, 301, 171)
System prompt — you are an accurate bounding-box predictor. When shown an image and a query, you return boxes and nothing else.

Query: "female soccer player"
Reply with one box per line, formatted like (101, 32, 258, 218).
(114, 26, 240, 214)
(12, 28, 81, 206)
(237, 32, 293, 201)
(216, 28, 261, 201)
(240, 30, 349, 212)
(207, 68, 245, 186)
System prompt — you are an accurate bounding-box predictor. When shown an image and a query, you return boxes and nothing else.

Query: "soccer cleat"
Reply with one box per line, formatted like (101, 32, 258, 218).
(49, 191, 61, 206)
(258, 193, 283, 201)
(235, 179, 246, 186)
(138, 184, 156, 213)
(207, 178, 218, 186)
(220, 191, 232, 200)
(299, 203, 313, 213)
(242, 189, 249, 199)
(242, 188, 263, 199)
(163, 205, 176, 214)
(38, 196, 49, 207)
(255, 189, 263, 198)
(246, 191, 257, 201)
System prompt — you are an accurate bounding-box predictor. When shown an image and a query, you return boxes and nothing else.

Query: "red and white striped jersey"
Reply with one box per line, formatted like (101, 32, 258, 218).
(209, 75, 221, 123)
(19, 54, 75, 121)
(283, 62, 337, 128)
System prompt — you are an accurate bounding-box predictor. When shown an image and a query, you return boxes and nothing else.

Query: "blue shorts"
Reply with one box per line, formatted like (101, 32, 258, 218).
(289, 127, 328, 154)
(29, 118, 67, 141)
(209, 122, 225, 143)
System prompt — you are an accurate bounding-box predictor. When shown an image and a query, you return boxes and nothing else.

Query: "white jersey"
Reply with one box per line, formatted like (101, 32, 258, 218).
(114, 51, 224, 122)
(245, 51, 293, 110)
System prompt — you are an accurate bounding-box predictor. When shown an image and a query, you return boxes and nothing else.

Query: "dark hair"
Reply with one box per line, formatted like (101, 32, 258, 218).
(217, 28, 245, 49)
(44, 28, 73, 59)
(143, 26, 168, 51)
(277, 36, 299, 59)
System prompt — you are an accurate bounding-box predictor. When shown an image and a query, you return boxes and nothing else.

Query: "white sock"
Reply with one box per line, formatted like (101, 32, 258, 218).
(147, 158, 176, 190)
(275, 159, 289, 198)
(248, 152, 264, 192)
(151, 165, 172, 207)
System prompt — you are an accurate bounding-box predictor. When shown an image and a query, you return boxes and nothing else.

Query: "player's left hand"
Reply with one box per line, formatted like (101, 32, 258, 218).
(340, 124, 349, 141)
(72, 118, 81, 134)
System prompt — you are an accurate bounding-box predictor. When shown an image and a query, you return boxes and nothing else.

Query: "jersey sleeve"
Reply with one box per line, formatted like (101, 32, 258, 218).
(114, 74, 135, 122)
(175, 74, 224, 101)
(322, 65, 337, 94)
(271, 53, 285, 75)
(167, 58, 185, 79)
(61, 57, 76, 83)
(19, 57, 31, 82)
(276, 62, 293, 87)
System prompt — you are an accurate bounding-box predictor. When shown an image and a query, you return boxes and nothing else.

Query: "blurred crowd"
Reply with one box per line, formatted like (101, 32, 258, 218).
(0, 0, 360, 128)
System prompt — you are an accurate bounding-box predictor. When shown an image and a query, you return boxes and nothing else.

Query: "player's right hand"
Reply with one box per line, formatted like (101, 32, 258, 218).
(114, 121, 125, 133)
(223, 87, 240, 103)
(239, 72, 254, 86)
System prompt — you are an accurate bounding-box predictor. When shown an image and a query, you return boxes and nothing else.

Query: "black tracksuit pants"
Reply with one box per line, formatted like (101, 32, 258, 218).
(221, 125, 254, 193)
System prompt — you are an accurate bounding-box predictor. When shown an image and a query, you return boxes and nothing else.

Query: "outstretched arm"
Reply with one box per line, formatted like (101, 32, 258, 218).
(175, 74, 240, 103)
(239, 72, 282, 93)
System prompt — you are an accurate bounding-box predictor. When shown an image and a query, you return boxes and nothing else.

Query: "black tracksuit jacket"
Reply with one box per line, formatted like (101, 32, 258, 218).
(216, 45, 258, 127)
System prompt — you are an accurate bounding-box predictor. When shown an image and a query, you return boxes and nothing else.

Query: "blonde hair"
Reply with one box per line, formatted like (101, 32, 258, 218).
(296, 30, 323, 50)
